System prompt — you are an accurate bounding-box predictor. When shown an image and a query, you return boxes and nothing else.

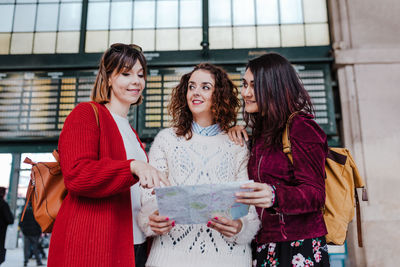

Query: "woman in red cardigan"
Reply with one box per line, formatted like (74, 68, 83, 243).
(47, 43, 170, 267)
(229, 53, 330, 267)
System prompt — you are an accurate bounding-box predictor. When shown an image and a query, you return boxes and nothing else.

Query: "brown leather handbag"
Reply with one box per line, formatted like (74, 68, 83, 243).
(21, 102, 99, 233)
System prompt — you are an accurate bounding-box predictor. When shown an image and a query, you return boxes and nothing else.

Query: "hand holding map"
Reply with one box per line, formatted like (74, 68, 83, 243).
(154, 180, 253, 224)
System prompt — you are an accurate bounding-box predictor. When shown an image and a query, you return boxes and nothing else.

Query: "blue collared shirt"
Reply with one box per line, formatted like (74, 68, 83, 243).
(192, 121, 222, 136)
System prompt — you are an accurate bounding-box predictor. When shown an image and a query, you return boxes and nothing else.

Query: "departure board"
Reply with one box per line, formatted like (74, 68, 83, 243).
(0, 70, 137, 140)
(138, 64, 336, 139)
(0, 63, 335, 142)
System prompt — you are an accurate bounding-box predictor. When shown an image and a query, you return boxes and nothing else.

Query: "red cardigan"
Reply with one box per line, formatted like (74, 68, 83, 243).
(48, 102, 146, 267)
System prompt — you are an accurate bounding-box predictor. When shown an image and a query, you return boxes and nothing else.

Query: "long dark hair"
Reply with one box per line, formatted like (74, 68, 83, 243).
(244, 53, 314, 146)
(169, 63, 240, 139)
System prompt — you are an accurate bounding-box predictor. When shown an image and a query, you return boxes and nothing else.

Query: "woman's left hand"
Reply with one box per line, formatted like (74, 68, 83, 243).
(207, 217, 242, 237)
(235, 182, 274, 208)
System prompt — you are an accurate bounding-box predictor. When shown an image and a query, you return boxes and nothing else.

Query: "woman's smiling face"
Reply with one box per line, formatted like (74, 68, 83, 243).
(241, 68, 259, 113)
(109, 60, 145, 107)
(186, 69, 215, 120)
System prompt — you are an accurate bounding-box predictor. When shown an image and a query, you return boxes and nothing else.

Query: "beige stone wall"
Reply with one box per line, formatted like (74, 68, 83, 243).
(329, 1, 400, 266)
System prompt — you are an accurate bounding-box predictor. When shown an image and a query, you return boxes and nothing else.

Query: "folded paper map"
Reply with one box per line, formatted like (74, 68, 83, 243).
(154, 180, 253, 224)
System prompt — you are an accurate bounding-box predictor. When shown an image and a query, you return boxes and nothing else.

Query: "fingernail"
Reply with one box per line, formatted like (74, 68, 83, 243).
(172, 221, 175, 227)
(166, 217, 169, 221)
(214, 217, 218, 220)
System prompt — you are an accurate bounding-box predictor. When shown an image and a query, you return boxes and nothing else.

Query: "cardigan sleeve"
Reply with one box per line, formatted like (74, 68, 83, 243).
(58, 102, 136, 198)
(137, 130, 169, 237)
(274, 116, 328, 214)
(224, 144, 261, 244)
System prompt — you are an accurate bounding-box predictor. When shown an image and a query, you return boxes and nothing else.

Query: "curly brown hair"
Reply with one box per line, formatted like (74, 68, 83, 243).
(168, 63, 240, 139)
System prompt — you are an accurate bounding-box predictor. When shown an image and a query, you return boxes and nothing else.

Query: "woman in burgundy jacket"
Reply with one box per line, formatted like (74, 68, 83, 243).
(229, 53, 330, 267)
(47, 43, 169, 267)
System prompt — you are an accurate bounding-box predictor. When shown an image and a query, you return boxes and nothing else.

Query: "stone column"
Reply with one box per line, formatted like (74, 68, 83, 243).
(328, 0, 400, 266)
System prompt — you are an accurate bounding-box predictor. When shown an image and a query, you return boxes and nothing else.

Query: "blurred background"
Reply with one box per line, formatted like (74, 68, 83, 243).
(0, 0, 399, 266)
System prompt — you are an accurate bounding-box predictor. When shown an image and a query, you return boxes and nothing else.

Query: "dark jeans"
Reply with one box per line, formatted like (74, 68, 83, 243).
(29, 239, 46, 259)
(23, 235, 42, 264)
(134, 242, 148, 267)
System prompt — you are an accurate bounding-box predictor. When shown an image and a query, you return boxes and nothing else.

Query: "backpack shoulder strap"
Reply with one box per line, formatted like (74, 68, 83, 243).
(282, 112, 298, 163)
(355, 189, 363, 247)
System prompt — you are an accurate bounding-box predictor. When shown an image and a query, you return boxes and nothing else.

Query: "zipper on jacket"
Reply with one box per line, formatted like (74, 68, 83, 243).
(257, 155, 265, 221)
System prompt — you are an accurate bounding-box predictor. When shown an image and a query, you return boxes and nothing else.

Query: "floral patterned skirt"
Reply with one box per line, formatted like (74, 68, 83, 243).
(253, 236, 330, 267)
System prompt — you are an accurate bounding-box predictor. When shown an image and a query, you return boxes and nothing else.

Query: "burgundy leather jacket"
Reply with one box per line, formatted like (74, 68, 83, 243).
(248, 113, 328, 243)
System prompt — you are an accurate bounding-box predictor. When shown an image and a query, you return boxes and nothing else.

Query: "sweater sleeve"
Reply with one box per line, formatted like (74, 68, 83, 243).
(137, 188, 158, 237)
(137, 130, 169, 236)
(224, 144, 261, 244)
(274, 117, 328, 214)
(58, 102, 136, 198)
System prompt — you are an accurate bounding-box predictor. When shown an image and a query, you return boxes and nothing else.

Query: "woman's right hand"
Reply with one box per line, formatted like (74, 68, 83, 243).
(130, 160, 171, 189)
(235, 182, 274, 208)
(149, 210, 174, 235)
(227, 125, 249, 147)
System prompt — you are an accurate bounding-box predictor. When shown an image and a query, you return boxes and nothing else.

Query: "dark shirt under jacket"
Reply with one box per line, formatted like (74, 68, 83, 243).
(248, 113, 328, 243)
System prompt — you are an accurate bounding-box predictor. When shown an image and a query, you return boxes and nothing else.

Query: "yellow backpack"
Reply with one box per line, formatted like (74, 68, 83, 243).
(282, 113, 368, 246)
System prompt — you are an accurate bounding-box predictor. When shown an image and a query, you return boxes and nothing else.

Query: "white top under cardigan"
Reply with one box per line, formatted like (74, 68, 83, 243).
(138, 128, 261, 267)
(110, 111, 147, 245)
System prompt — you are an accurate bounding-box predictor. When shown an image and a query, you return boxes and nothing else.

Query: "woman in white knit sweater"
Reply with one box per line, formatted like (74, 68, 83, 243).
(138, 63, 260, 267)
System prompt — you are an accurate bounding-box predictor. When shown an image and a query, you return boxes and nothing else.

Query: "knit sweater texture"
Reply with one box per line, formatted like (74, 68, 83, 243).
(138, 128, 261, 267)
(48, 102, 143, 267)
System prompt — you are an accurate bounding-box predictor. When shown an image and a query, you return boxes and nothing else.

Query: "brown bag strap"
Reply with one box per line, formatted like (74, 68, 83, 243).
(52, 150, 60, 162)
(23, 157, 35, 165)
(282, 112, 298, 164)
(20, 179, 34, 222)
(55, 102, 99, 157)
(21, 158, 35, 222)
(89, 102, 99, 127)
(355, 189, 363, 247)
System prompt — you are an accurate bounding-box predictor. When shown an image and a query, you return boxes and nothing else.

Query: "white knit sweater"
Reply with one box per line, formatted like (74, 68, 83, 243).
(138, 128, 260, 267)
